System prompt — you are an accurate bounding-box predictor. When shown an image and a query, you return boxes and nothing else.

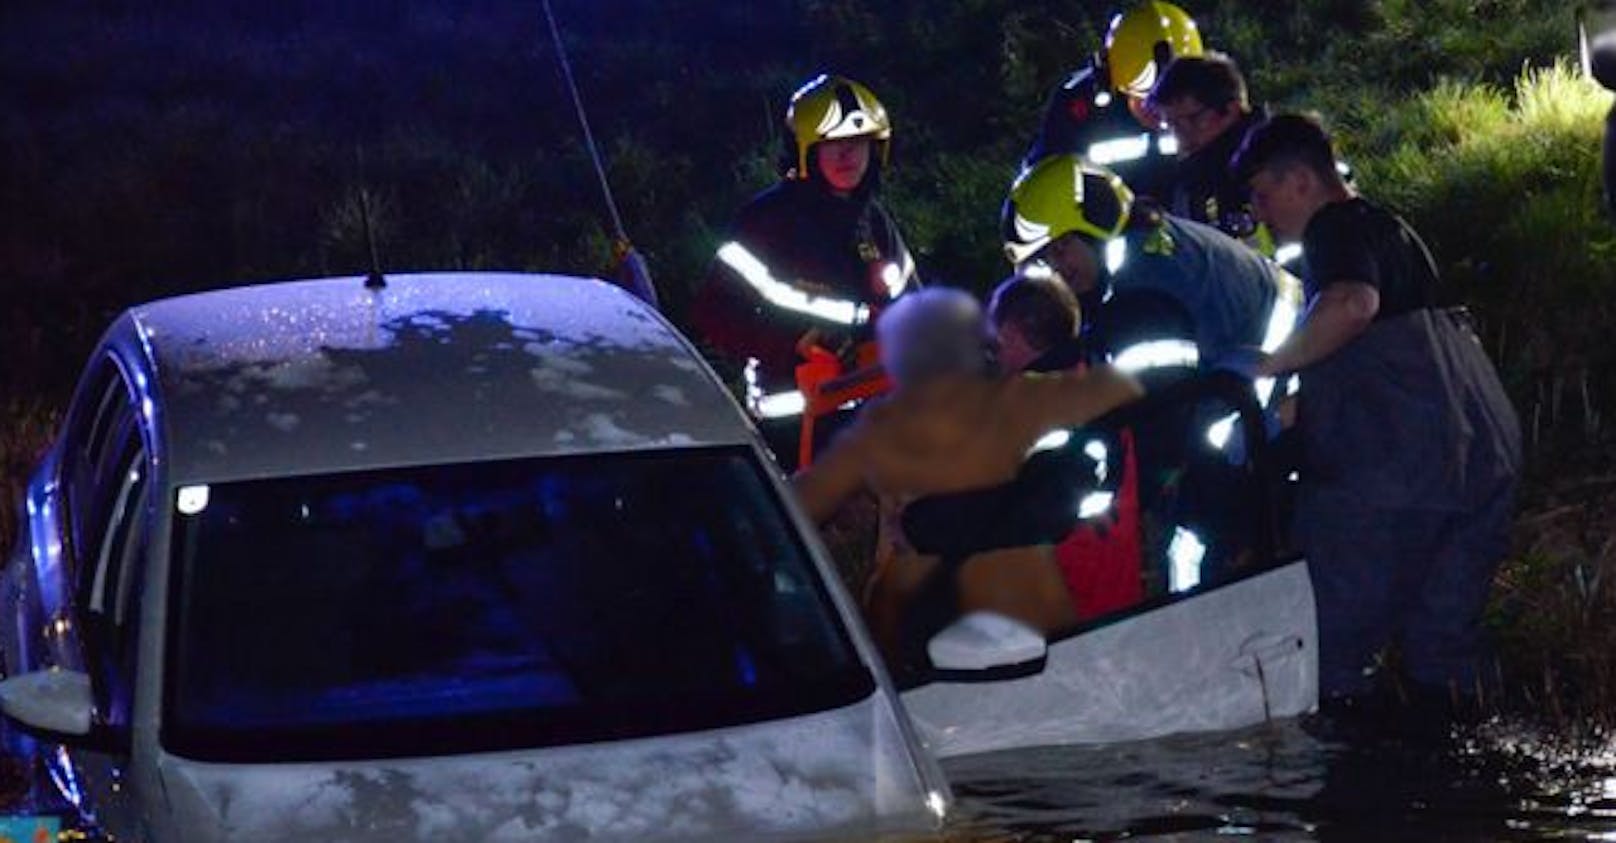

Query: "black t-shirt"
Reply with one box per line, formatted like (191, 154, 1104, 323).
(1301, 197, 1439, 320)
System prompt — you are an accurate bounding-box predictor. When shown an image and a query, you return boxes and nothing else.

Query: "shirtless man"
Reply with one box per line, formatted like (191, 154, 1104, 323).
(792, 287, 1142, 667)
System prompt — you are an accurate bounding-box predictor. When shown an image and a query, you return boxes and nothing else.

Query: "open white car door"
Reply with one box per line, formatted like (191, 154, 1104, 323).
(899, 372, 1318, 758)
(902, 560, 1315, 758)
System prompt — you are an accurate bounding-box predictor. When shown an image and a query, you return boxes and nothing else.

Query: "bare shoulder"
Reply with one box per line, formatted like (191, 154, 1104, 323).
(1073, 364, 1144, 403)
(1012, 365, 1143, 428)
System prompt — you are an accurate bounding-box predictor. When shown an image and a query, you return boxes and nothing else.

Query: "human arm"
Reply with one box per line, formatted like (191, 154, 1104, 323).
(695, 192, 885, 369)
(1253, 281, 1379, 378)
(790, 421, 870, 524)
(1024, 364, 1145, 433)
(689, 262, 802, 373)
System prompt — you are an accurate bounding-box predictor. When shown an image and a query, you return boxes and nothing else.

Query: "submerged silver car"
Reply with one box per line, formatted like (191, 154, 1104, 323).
(0, 272, 951, 842)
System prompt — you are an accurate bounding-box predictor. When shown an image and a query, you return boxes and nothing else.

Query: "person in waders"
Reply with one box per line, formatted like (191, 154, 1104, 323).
(1232, 113, 1522, 724)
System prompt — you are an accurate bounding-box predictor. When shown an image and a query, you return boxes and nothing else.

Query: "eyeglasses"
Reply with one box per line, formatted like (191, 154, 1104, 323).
(1158, 104, 1212, 133)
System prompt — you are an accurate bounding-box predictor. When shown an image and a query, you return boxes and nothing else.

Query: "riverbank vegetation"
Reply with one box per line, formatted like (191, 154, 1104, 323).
(2, 0, 1612, 717)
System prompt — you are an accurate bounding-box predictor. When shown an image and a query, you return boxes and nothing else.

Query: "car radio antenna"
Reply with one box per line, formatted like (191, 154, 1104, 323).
(540, 0, 659, 309)
(356, 145, 387, 290)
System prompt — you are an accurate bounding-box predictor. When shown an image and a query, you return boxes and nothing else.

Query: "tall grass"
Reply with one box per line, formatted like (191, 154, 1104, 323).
(1353, 63, 1614, 453)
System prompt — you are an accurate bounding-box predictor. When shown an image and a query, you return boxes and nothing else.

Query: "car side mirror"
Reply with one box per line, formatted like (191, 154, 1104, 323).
(0, 669, 128, 753)
(926, 612, 1048, 681)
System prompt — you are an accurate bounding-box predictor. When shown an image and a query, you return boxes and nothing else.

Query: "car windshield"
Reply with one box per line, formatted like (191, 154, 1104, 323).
(164, 446, 872, 763)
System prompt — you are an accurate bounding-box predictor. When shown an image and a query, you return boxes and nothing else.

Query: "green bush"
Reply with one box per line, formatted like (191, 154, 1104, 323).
(1350, 64, 1614, 425)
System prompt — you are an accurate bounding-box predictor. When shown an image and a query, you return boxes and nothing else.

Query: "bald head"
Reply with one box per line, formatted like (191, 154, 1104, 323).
(877, 288, 991, 387)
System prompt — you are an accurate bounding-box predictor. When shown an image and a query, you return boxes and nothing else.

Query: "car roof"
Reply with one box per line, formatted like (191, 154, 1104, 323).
(126, 272, 755, 484)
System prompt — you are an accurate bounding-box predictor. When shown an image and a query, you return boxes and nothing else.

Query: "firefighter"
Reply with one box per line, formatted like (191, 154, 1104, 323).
(1001, 155, 1297, 384)
(1145, 53, 1268, 244)
(1002, 154, 1301, 591)
(1023, 0, 1204, 199)
(691, 74, 919, 470)
(1232, 113, 1522, 716)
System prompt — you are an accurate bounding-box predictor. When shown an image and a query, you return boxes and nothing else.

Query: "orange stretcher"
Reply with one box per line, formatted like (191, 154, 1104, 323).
(794, 341, 890, 468)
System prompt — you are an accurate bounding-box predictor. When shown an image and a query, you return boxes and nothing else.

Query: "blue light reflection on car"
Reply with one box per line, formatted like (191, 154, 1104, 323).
(164, 446, 872, 763)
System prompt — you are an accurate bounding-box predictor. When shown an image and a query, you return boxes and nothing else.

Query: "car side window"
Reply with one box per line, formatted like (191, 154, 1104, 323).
(59, 356, 151, 729)
(83, 438, 149, 729)
(65, 361, 139, 579)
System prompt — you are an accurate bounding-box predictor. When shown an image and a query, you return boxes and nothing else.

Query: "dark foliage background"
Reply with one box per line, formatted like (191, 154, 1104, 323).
(0, 1, 1583, 383)
(4, 0, 1614, 712)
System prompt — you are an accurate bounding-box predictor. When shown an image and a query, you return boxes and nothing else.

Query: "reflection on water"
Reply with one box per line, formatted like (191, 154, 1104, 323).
(11, 715, 1616, 840)
(938, 716, 1616, 841)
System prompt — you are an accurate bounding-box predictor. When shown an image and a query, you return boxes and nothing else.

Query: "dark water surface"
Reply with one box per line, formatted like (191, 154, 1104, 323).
(937, 716, 1616, 841)
(10, 715, 1616, 841)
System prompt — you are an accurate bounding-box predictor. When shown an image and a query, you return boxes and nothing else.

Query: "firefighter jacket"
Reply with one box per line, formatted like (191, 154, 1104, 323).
(1095, 214, 1297, 379)
(1024, 60, 1177, 200)
(692, 179, 917, 420)
(1165, 108, 1267, 242)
